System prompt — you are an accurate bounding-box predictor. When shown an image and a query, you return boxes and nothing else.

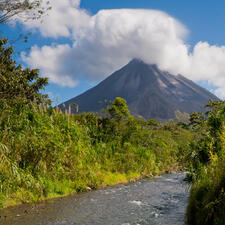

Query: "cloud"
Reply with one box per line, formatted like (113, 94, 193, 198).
(21, 44, 78, 87)
(20, 0, 90, 38)
(21, 0, 225, 99)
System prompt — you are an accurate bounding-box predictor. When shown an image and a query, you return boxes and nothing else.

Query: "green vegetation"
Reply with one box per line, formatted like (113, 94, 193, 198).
(0, 38, 49, 106)
(106, 97, 130, 121)
(0, 100, 193, 207)
(186, 100, 225, 225)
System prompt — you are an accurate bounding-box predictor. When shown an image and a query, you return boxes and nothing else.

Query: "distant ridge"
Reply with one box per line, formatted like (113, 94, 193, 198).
(60, 59, 219, 121)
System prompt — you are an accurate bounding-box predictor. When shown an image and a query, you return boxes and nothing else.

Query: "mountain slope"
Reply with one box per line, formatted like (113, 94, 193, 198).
(60, 59, 219, 121)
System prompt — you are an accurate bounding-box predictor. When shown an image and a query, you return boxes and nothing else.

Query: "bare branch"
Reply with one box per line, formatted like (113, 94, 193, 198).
(0, 0, 51, 23)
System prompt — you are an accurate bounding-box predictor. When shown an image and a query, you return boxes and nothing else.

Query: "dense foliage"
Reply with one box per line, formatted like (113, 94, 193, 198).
(106, 97, 130, 121)
(0, 100, 194, 207)
(0, 38, 49, 106)
(186, 100, 225, 225)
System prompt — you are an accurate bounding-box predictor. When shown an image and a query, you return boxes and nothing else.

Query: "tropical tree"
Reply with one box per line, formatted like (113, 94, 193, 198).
(107, 97, 130, 121)
(189, 112, 204, 129)
(0, 38, 49, 106)
(186, 100, 225, 225)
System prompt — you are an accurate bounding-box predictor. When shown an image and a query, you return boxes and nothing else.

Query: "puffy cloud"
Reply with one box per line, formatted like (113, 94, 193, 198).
(183, 42, 225, 99)
(215, 88, 225, 99)
(21, 0, 225, 99)
(22, 44, 78, 87)
(20, 0, 90, 38)
(22, 7, 190, 82)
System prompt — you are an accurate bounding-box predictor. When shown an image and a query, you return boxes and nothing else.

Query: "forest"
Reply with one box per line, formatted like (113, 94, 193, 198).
(0, 38, 224, 225)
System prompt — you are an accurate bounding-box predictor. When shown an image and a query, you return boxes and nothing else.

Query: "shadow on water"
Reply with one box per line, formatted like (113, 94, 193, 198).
(0, 173, 190, 225)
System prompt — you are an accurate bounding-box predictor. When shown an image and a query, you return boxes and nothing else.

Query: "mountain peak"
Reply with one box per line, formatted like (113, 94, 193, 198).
(129, 58, 144, 64)
(60, 60, 219, 121)
(128, 58, 156, 68)
(127, 58, 158, 67)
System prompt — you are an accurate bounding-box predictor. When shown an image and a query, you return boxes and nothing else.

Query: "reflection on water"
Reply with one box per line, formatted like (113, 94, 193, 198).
(0, 173, 189, 225)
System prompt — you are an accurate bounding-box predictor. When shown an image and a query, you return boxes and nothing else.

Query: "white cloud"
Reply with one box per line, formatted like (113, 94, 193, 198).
(22, 44, 78, 87)
(21, 0, 225, 99)
(20, 0, 90, 38)
(215, 88, 225, 99)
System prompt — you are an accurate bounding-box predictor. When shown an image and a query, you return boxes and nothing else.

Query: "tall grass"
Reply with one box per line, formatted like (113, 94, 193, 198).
(186, 107, 225, 225)
(0, 101, 192, 207)
(186, 152, 225, 225)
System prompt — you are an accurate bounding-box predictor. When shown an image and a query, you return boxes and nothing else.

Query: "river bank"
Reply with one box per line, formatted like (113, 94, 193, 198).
(0, 173, 189, 225)
(2, 169, 181, 209)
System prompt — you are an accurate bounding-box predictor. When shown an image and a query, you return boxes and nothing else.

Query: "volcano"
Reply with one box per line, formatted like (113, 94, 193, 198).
(60, 59, 219, 121)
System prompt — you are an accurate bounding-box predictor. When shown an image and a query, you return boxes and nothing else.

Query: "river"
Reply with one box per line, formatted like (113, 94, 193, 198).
(0, 173, 189, 225)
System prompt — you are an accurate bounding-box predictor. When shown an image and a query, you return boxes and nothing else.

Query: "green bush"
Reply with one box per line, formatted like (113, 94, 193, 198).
(186, 101, 225, 225)
(0, 100, 193, 207)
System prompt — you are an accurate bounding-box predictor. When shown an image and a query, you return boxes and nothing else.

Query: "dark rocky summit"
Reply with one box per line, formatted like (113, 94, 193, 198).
(60, 59, 219, 121)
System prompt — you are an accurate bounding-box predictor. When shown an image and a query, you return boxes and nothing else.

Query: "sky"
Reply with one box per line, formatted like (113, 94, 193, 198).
(2, 0, 225, 104)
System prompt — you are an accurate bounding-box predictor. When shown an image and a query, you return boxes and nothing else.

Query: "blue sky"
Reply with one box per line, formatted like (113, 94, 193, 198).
(2, 0, 225, 104)
(81, 0, 225, 45)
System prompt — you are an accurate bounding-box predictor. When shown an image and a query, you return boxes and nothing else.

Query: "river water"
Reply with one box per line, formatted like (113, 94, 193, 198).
(0, 173, 189, 225)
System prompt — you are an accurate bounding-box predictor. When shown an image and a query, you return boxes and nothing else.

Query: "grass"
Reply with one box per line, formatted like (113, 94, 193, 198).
(186, 123, 225, 225)
(186, 156, 225, 225)
(0, 102, 193, 208)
